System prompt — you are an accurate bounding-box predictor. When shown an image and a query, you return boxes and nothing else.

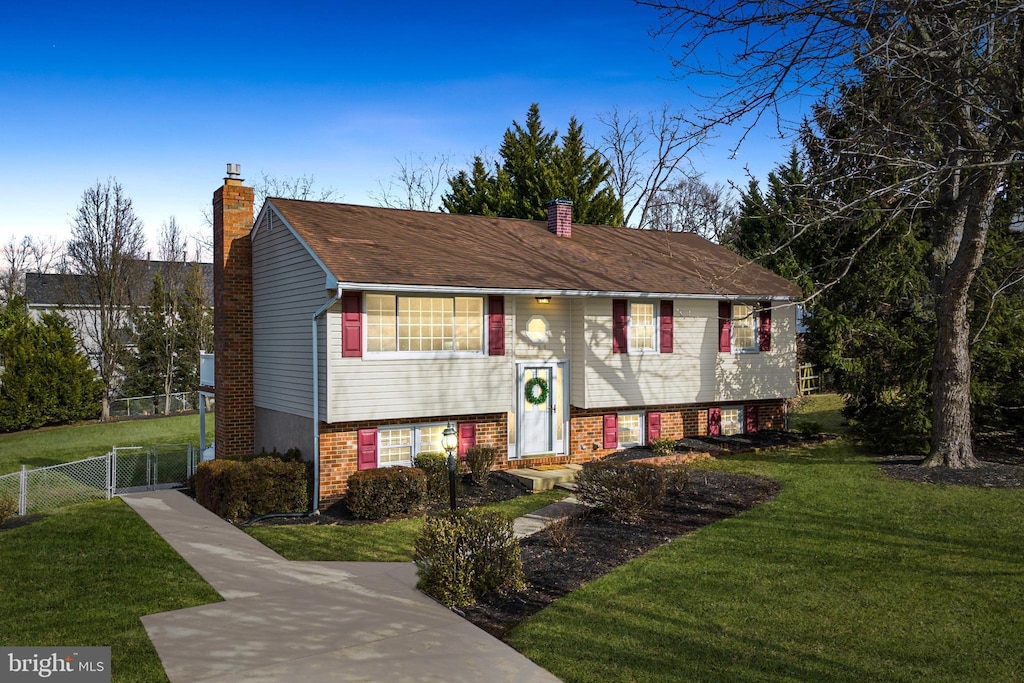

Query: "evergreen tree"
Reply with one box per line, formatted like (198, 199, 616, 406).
(0, 299, 100, 431)
(442, 104, 623, 225)
(175, 263, 213, 395)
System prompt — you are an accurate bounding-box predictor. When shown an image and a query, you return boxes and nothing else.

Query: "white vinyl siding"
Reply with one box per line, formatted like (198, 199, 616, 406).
(579, 298, 797, 408)
(327, 300, 512, 422)
(252, 210, 332, 419)
(512, 296, 570, 360)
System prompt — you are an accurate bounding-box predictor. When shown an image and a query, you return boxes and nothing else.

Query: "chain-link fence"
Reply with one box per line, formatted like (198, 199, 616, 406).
(108, 392, 201, 418)
(0, 444, 199, 516)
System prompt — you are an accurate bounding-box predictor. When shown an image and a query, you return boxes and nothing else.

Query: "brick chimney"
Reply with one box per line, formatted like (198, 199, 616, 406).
(545, 198, 573, 238)
(213, 163, 255, 458)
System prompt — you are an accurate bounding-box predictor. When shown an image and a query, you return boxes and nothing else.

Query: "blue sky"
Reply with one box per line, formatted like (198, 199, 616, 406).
(0, 0, 803, 257)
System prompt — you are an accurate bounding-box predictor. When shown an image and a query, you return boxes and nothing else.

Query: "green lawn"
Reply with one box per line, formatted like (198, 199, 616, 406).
(508, 440, 1024, 682)
(250, 489, 569, 562)
(0, 499, 221, 682)
(0, 414, 213, 475)
(790, 392, 848, 433)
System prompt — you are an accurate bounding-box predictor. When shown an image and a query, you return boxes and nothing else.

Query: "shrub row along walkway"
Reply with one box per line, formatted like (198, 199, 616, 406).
(122, 490, 559, 683)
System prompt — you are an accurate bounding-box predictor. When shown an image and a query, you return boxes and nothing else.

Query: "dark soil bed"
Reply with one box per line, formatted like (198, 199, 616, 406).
(877, 429, 1024, 489)
(461, 469, 780, 638)
(606, 430, 835, 462)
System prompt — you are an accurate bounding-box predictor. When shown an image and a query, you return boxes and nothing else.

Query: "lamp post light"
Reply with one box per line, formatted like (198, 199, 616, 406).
(441, 422, 459, 512)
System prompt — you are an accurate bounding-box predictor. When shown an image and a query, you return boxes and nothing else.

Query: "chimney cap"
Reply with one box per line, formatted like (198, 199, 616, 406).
(544, 198, 573, 207)
(226, 163, 242, 179)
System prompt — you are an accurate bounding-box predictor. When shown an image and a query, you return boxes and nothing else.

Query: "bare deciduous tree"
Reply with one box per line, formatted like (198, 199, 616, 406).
(596, 104, 702, 228)
(65, 179, 147, 420)
(371, 153, 451, 212)
(1, 236, 60, 305)
(640, 0, 1024, 467)
(648, 174, 738, 242)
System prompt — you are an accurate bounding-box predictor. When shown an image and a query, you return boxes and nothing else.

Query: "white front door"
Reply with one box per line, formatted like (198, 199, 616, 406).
(520, 366, 553, 455)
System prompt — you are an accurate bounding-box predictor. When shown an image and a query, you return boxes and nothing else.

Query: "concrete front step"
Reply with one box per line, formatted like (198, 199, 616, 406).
(506, 463, 582, 491)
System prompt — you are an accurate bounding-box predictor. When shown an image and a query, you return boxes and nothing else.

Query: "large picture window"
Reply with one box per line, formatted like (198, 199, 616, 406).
(366, 294, 483, 354)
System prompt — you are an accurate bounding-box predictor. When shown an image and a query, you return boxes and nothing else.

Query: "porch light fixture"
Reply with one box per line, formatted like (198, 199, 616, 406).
(441, 422, 458, 511)
(535, 296, 551, 304)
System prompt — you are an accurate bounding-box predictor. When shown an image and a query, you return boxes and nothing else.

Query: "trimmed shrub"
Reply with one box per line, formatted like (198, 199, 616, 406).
(576, 460, 666, 523)
(193, 459, 240, 517)
(239, 447, 303, 463)
(0, 495, 16, 525)
(414, 508, 525, 608)
(414, 451, 458, 499)
(650, 437, 676, 456)
(346, 467, 426, 520)
(193, 457, 310, 521)
(465, 445, 497, 486)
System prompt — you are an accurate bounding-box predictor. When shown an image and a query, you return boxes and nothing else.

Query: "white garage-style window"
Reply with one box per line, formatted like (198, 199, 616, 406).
(366, 294, 483, 355)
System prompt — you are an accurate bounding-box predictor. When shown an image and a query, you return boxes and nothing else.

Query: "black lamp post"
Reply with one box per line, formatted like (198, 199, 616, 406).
(441, 422, 459, 511)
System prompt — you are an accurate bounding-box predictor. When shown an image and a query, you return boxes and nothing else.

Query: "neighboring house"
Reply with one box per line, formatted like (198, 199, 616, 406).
(25, 262, 214, 363)
(212, 166, 801, 506)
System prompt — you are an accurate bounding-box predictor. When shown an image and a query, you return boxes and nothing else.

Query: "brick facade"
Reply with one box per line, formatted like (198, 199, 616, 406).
(318, 412, 508, 500)
(213, 172, 256, 458)
(317, 399, 787, 504)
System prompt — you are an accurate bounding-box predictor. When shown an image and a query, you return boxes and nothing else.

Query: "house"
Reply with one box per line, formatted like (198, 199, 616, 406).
(212, 165, 801, 507)
(25, 261, 214, 364)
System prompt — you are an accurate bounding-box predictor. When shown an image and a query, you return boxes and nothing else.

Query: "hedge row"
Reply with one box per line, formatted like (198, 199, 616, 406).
(193, 454, 310, 521)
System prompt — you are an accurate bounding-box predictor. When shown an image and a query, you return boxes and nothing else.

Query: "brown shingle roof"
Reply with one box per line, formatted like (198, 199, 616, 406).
(266, 199, 801, 299)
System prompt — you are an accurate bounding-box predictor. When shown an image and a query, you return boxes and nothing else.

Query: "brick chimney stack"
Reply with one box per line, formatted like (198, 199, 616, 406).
(545, 198, 573, 238)
(213, 163, 255, 458)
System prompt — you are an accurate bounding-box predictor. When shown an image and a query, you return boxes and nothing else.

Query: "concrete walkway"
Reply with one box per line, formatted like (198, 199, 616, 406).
(122, 490, 560, 683)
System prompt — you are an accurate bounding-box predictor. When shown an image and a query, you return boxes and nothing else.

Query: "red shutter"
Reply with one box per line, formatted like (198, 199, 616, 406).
(745, 405, 759, 433)
(458, 422, 476, 460)
(708, 408, 722, 436)
(488, 296, 505, 356)
(342, 292, 362, 358)
(659, 300, 674, 353)
(612, 299, 628, 353)
(357, 428, 377, 470)
(647, 411, 661, 441)
(602, 414, 618, 449)
(718, 301, 732, 353)
(759, 301, 772, 352)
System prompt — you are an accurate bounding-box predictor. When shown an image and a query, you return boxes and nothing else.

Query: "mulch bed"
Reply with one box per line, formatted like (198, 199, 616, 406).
(461, 469, 780, 638)
(877, 455, 1024, 488)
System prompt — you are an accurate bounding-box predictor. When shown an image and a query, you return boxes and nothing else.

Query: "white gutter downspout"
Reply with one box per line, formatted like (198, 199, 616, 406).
(311, 290, 341, 513)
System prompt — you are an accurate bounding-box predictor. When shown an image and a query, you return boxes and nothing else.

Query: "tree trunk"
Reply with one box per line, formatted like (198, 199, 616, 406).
(924, 287, 977, 468)
(101, 394, 110, 422)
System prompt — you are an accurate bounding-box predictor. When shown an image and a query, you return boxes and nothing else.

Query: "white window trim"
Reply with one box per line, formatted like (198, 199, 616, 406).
(720, 406, 745, 436)
(617, 411, 646, 447)
(731, 302, 760, 354)
(377, 422, 451, 467)
(363, 292, 488, 359)
(627, 300, 658, 354)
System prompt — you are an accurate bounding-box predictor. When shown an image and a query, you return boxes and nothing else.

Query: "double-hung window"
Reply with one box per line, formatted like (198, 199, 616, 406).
(731, 303, 759, 352)
(618, 412, 645, 446)
(365, 294, 483, 354)
(629, 302, 657, 352)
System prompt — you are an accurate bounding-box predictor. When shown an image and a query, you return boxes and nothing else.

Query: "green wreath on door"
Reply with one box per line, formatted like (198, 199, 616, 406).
(524, 376, 549, 405)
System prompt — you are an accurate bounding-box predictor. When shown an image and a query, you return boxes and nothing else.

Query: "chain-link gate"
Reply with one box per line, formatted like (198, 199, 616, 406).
(0, 444, 198, 516)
